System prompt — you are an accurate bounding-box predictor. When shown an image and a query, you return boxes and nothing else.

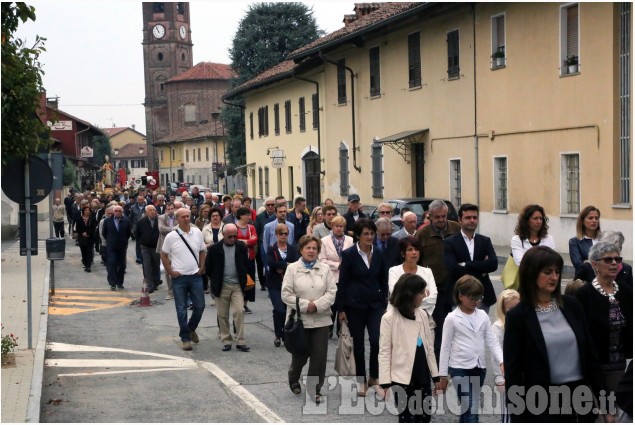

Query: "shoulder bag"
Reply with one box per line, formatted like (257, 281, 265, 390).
(284, 296, 308, 357)
(175, 229, 199, 266)
(501, 253, 519, 290)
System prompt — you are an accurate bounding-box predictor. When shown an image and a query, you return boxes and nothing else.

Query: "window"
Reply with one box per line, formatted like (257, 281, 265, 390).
(447, 29, 460, 79)
(408, 32, 421, 88)
(494, 157, 508, 210)
(288, 166, 294, 202)
(176, 2, 184, 15)
(298, 97, 306, 131)
(450, 159, 462, 206)
(491, 14, 506, 68)
(171, 148, 175, 161)
(277, 168, 283, 197)
(561, 154, 580, 214)
(371, 140, 383, 198)
(192, 148, 196, 162)
(258, 167, 263, 198)
(619, 2, 631, 204)
(560, 3, 579, 75)
(337, 59, 347, 105)
(184, 104, 196, 123)
(206, 147, 209, 161)
(160, 149, 164, 162)
(284, 100, 291, 133)
(264, 166, 270, 197)
(186, 149, 189, 162)
(274, 103, 280, 135)
(369, 46, 381, 97)
(153, 3, 164, 13)
(249, 112, 254, 140)
(339, 142, 350, 196)
(197, 148, 201, 162)
(258, 106, 269, 137)
(312, 94, 319, 129)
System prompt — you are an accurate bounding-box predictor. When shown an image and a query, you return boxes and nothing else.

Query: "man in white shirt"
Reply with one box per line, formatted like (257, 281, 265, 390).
(160, 207, 207, 351)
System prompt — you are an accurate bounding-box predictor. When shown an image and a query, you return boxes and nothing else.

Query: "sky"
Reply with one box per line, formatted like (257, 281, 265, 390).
(15, 1, 355, 135)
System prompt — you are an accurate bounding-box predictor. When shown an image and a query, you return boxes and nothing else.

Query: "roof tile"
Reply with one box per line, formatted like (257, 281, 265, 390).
(167, 62, 235, 83)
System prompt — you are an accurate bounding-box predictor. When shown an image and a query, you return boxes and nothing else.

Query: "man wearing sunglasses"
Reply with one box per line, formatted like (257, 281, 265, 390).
(262, 203, 295, 272)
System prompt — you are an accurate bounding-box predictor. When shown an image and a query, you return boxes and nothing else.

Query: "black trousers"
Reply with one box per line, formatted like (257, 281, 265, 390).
(288, 326, 330, 397)
(255, 242, 266, 288)
(106, 245, 127, 286)
(392, 383, 432, 423)
(78, 238, 94, 268)
(53, 221, 65, 238)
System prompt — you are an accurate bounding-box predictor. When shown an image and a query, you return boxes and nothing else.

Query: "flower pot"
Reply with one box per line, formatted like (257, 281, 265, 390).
(495, 57, 505, 67)
(568, 64, 578, 74)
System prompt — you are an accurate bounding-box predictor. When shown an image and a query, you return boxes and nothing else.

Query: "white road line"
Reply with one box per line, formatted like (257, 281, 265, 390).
(199, 362, 284, 423)
(59, 367, 187, 377)
(45, 359, 197, 368)
(47, 342, 188, 360)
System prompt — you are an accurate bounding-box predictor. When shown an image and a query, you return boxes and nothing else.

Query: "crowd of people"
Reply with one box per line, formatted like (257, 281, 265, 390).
(57, 187, 632, 422)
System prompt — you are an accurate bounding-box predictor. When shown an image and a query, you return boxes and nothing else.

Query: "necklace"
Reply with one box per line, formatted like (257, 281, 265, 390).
(535, 298, 559, 313)
(592, 278, 618, 298)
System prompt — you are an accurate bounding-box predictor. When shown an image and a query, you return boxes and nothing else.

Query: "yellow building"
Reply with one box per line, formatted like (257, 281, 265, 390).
(225, 2, 632, 259)
(103, 126, 146, 150)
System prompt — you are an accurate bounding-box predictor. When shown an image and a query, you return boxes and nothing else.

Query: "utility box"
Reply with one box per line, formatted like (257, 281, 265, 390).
(45, 237, 66, 260)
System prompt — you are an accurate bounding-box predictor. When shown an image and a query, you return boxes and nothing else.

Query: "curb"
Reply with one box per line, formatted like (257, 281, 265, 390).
(26, 260, 50, 423)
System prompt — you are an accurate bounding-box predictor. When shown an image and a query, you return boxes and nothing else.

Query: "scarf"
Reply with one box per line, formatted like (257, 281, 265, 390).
(302, 259, 317, 269)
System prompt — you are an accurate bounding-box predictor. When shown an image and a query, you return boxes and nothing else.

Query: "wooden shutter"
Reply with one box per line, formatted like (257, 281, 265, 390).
(337, 59, 346, 104)
(274, 103, 280, 135)
(447, 30, 460, 78)
(312, 94, 319, 129)
(567, 5, 579, 57)
(298, 97, 306, 131)
(494, 15, 505, 51)
(408, 32, 422, 88)
(369, 46, 381, 97)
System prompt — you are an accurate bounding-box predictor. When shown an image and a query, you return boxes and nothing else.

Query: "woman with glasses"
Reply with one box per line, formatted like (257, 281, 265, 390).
(504, 246, 607, 422)
(267, 223, 299, 347)
(306, 206, 324, 236)
(575, 241, 632, 399)
(575, 231, 633, 289)
(313, 205, 338, 239)
(510, 204, 555, 266)
(568, 206, 601, 274)
(336, 218, 388, 396)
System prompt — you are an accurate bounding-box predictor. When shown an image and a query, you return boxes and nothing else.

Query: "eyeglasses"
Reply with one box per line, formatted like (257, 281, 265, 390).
(277, 232, 289, 236)
(325, 212, 337, 216)
(378, 210, 392, 215)
(266, 203, 275, 207)
(598, 256, 623, 264)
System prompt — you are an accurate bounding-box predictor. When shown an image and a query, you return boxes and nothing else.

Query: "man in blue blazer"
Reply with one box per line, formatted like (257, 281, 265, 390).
(101, 205, 132, 290)
(373, 217, 402, 269)
(443, 203, 498, 312)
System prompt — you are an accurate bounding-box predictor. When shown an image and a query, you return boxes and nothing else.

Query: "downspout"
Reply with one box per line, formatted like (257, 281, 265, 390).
(472, 3, 480, 208)
(319, 52, 361, 172)
(293, 75, 323, 180)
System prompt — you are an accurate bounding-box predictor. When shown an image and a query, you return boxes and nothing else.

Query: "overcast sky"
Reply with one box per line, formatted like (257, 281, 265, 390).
(16, 1, 354, 135)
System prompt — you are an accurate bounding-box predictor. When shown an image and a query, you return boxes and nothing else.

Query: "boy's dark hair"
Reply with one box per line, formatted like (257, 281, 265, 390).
(390, 273, 427, 318)
(453, 275, 484, 305)
(458, 203, 479, 219)
(236, 207, 251, 219)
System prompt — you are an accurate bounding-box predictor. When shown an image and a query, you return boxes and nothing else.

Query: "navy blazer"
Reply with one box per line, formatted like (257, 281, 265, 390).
(443, 233, 498, 307)
(336, 244, 388, 311)
(373, 236, 403, 269)
(568, 237, 593, 273)
(504, 296, 604, 422)
(265, 243, 300, 290)
(205, 240, 249, 298)
(101, 216, 132, 250)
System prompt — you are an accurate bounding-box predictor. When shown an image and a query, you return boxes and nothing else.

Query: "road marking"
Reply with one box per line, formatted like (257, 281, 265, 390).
(49, 289, 131, 315)
(46, 342, 285, 423)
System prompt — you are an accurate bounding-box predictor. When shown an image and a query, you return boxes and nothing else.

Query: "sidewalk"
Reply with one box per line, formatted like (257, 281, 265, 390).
(1, 218, 52, 423)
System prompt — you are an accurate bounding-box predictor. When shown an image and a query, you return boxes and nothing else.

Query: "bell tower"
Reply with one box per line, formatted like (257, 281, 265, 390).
(142, 2, 193, 170)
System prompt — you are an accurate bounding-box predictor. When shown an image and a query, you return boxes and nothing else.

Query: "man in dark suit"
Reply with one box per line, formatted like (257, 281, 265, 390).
(443, 203, 498, 313)
(373, 217, 402, 268)
(254, 197, 276, 290)
(101, 205, 132, 290)
(342, 194, 367, 239)
(135, 204, 161, 293)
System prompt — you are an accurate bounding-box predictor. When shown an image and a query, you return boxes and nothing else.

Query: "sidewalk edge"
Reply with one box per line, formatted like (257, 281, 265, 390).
(26, 260, 50, 423)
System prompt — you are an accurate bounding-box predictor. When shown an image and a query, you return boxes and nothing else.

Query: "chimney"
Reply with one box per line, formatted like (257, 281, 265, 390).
(343, 14, 358, 26)
(132, 124, 135, 130)
(46, 96, 59, 109)
(354, 3, 381, 19)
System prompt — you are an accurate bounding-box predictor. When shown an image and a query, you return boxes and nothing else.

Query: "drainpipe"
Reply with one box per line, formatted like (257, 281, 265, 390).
(472, 3, 480, 208)
(293, 75, 322, 179)
(319, 52, 361, 172)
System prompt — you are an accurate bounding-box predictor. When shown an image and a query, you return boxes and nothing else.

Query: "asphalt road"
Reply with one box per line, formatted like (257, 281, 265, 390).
(41, 240, 508, 423)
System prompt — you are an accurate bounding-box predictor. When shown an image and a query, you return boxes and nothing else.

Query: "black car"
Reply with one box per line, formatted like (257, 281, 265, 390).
(369, 198, 459, 228)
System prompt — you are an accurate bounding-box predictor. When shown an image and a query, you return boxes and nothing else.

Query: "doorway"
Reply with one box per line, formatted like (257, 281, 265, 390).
(303, 151, 320, 209)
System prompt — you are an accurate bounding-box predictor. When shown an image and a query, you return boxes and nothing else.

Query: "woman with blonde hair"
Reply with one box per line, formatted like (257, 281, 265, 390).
(306, 206, 324, 236)
(568, 206, 601, 274)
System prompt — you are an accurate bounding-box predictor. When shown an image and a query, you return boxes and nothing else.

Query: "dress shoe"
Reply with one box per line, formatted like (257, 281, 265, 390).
(136, 259, 142, 264)
(236, 345, 250, 352)
(222, 344, 232, 351)
(274, 338, 281, 347)
(244, 306, 252, 314)
(116, 285, 124, 290)
(190, 330, 199, 344)
(85, 267, 91, 273)
(260, 286, 267, 291)
(110, 285, 116, 291)
(182, 341, 192, 351)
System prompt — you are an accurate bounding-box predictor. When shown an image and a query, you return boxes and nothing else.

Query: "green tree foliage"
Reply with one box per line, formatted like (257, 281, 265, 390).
(62, 159, 78, 189)
(1, 2, 50, 167)
(224, 2, 323, 168)
(92, 132, 112, 179)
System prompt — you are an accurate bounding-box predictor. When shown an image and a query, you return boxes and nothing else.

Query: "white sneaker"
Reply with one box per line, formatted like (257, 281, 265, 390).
(166, 294, 173, 300)
(210, 298, 216, 306)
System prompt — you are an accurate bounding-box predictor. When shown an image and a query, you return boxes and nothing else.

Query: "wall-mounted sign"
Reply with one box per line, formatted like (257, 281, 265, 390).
(80, 146, 94, 158)
(47, 120, 73, 131)
(270, 149, 285, 168)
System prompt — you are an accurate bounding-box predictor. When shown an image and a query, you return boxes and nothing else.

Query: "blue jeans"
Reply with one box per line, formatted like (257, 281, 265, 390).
(448, 367, 486, 423)
(267, 288, 286, 338)
(172, 274, 205, 342)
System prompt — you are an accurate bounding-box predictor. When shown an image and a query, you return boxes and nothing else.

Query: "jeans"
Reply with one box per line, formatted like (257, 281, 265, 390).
(448, 367, 486, 423)
(267, 288, 286, 339)
(172, 274, 205, 342)
(346, 305, 383, 381)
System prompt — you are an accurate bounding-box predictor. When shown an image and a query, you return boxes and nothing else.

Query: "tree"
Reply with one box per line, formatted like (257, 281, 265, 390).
(92, 133, 112, 179)
(224, 2, 323, 168)
(62, 160, 78, 189)
(1, 2, 50, 167)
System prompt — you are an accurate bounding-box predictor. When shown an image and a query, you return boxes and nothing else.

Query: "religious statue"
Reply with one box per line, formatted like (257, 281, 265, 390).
(101, 155, 114, 187)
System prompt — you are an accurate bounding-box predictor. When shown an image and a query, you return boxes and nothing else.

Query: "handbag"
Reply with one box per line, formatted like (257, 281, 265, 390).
(284, 297, 308, 357)
(245, 274, 255, 290)
(334, 321, 356, 376)
(501, 254, 520, 290)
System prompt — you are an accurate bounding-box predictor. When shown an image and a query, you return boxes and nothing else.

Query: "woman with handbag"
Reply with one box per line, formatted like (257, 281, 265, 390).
(75, 205, 97, 272)
(282, 235, 337, 403)
(378, 273, 440, 423)
(236, 207, 257, 314)
(267, 223, 299, 347)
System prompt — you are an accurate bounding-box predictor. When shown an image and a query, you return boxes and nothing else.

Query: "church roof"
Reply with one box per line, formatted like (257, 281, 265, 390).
(167, 62, 235, 83)
(152, 121, 226, 146)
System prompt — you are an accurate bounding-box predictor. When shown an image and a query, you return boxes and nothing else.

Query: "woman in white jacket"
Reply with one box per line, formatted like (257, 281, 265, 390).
(377, 273, 440, 423)
(510, 204, 555, 266)
(282, 235, 337, 404)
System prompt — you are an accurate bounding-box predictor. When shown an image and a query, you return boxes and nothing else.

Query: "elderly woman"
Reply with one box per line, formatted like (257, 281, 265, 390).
(575, 231, 633, 289)
(575, 241, 632, 396)
(388, 236, 437, 316)
(75, 205, 97, 272)
(318, 215, 354, 338)
(375, 202, 399, 233)
(568, 206, 601, 274)
(267, 223, 299, 347)
(281, 235, 336, 404)
(510, 204, 556, 266)
(336, 218, 388, 396)
(504, 246, 606, 422)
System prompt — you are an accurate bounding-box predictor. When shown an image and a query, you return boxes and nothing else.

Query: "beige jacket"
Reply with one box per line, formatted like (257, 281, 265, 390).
(281, 260, 337, 329)
(156, 213, 177, 253)
(379, 307, 439, 386)
(318, 234, 354, 282)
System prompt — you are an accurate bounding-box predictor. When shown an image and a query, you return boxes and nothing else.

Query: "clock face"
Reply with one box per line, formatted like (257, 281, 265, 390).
(152, 24, 165, 39)
(179, 25, 187, 40)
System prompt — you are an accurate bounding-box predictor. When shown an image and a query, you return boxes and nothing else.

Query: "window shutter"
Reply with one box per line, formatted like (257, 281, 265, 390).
(337, 59, 347, 104)
(312, 94, 319, 129)
(339, 143, 349, 196)
(274, 103, 280, 135)
(371, 142, 384, 197)
(408, 32, 421, 88)
(494, 15, 505, 51)
(299, 97, 306, 131)
(369, 47, 381, 97)
(447, 30, 460, 78)
(567, 5, 579, 57)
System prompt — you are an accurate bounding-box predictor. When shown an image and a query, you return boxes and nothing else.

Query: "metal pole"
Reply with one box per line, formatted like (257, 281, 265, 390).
(25, 158, 33, 349)
(48, 152, 54, 237)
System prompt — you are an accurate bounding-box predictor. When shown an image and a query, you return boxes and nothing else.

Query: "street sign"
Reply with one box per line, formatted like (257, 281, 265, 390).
(270, 149, 285, 169)
(1, 155, 53, 204)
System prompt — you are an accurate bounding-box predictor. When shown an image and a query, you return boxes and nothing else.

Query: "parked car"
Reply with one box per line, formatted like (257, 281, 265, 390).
(175, 182, 194, 195)
(188, 185, 210, 196)
(369, 198, 458, 228)
(167, 182, 178, 195)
